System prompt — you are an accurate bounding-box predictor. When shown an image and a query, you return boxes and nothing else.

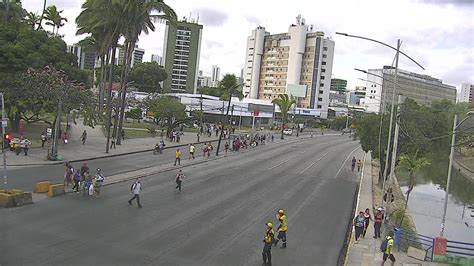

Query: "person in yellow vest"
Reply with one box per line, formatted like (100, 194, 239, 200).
(381, 231, 396, 265)
(273, 209, 288, 248)
(357, 159, 363, 172)
(174, 148, 182, 166)
(262, 222, 275, 265)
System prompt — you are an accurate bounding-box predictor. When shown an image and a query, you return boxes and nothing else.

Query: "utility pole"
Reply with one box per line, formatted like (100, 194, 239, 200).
(51, 100, 62, 160)
(239, 106, 243, 131)
(200, 91, 203, 134)
(1, 93, 7, 192)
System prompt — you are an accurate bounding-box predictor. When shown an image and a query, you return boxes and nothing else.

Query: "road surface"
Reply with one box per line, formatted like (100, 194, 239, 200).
(0, 135, 363, 265)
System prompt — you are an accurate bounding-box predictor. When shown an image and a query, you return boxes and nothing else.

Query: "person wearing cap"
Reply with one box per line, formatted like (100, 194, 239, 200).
(262, 222, 275, 265)
(273, 209, 288, 248)
(381, 231, 396, 265)
(374, 207, 384, 239)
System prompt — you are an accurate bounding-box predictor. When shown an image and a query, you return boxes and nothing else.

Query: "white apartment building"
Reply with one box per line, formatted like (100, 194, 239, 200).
(116, 45, 145, 68)
(243, 16, 335, 119)
(211, 65, 221, 86)
(459, 83, 473, 103)
(364, 66, 457, 113)
(151, 54, 163, 66)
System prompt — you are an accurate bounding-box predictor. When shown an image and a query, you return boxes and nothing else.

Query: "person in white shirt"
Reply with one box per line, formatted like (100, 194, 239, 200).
(128, 178, 142, 208)
(175, 170, 186, 192)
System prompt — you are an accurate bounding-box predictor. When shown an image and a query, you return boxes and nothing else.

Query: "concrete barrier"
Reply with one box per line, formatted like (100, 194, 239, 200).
(0, 190, 33, 208)
(48, 184, 65, 197)
(34, 181, 51, 193)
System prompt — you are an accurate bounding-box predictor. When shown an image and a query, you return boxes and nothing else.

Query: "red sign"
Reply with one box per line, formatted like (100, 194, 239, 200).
(433, 237, 447, 256)
(252, 111, 259, 117)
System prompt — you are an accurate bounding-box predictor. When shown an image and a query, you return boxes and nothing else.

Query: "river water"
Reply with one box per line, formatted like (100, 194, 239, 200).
(399, 170, 474, 243)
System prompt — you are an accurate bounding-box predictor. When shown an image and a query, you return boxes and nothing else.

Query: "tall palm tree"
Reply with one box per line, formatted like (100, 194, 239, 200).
(272, 94, 296, 140)
(116, 0, 177, 145)
(215, 74, 244, 156)
(44, 5, 67, 34)
(24, 12, 41, 29)
(36, 0, 47, 30)
(397, 151, 430, 226)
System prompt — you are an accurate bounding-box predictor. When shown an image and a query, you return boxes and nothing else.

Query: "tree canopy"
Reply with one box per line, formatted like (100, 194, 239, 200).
(129, 62, 167, 93)
(145, 96, 190, 135)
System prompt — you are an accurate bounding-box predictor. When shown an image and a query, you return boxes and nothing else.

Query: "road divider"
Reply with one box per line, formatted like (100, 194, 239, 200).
(0, 189, 33, 208)
(48, 184, 65, 197)
(34, 181, 52, 193)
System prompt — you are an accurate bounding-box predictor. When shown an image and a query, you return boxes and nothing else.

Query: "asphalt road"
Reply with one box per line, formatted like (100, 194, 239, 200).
(0, 135, 363, 265)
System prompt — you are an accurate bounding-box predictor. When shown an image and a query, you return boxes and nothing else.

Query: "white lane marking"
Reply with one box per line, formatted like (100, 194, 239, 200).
(298, 149, 332, 174)
(334, 146, 361, 179)
(268, 158, 292, 170)
(300, 150, 307, 154)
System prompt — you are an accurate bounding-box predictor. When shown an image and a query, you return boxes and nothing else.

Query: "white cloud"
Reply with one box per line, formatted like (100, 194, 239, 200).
(22, 0, 474, 92)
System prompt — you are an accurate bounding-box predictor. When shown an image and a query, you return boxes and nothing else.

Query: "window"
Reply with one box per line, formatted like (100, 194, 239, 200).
(322, 61, 326, 65)
(320, 76, 325, 80)
(318, 97, 323, 101)
(321, 69, 326, 73)
(323, 47, 328, 51)
(322, 54, 327, 58)
(320, 83, 324, 87)
(317, 105, 322, 108)
(319, 90, 324, 94)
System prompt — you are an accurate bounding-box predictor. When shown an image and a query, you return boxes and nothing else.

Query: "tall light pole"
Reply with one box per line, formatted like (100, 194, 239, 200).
(1, 93, 7, 192)
(440, 111, 474, 237)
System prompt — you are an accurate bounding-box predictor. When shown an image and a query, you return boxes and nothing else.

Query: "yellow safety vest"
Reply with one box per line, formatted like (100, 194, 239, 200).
(264, 229, 275, 243)
(279, 215, 288, 232)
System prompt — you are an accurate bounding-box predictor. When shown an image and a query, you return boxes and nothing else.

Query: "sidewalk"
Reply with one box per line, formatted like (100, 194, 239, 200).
(345, 152, 446, 266)
(0, 120, 225, 167)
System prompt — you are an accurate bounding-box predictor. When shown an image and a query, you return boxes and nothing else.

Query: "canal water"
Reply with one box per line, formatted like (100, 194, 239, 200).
(399, 169, 474, 243)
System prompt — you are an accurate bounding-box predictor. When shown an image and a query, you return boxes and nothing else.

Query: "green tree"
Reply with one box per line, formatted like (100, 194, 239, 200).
(24, 12, 41, 29)
(44, 5, 67, 34)
(272, 94, 296, 140)
(397, 151, 430, 226)
(198, 86, 224, 98)
(0, 0, 25, 24)
(129, 62, 167, 93)
(125, 108, 142, 123)
(146, 96, 190, 136)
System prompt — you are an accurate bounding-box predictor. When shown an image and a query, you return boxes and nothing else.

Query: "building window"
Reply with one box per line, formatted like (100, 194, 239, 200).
(323, 47, 328, 51)
(320, 76, 325, 80)
(317, 105, 322, 108)
(318, 97, 323, 101)
(320, 83, 324, 87)
(322, 54, 327, 58)
(322, 61, 326, 65)
(321, 69, 326, 73)
(319, 90, 324, 94)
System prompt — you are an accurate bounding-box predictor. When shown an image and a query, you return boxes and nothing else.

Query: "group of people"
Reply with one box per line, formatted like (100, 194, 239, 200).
(63, 162, 105, 197)
(351, 156, 363, 172)
(262, 209, 288, 265)
(10, 136, 32, 156)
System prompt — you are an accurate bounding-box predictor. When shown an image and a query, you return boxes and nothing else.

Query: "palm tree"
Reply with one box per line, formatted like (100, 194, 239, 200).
(44, 5, 67, 34)
(215, 74, 244, 156)
(272, 94, 296, 140)
(24, 12, 41, 29)
(116, 0, 177, 145)
(36, 0, 47, 30)
(397, 151, 430, 226)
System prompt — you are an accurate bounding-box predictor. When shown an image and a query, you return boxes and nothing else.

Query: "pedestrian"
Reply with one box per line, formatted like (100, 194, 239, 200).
(353, 211, 366, 243)
(262, 222, 275, 265)
(357, 159, 363, 172)
(197, 132, 200, 142)
(174, 148, 182, 166)
(362, 208, 372, 238)
(20, 138, 31, 156)
(110, 137, 116, 149)
(63, 162, 74, 189)
(121, 129, 125, 141)
(41, 132, 47, 148)
(189, 144, 195, 160)
(373, 208, 384, 239)
(310, 132, 313, 138)
(81, 130, 87, 145)
(175, 169, 185, 192)
(273, 209, 288, 248)
(351, 156, 356, 171)
(224, 142, 229, 155)
(72, 169, 81, 193)
(160, 129, 164, 140)
(176, 132, 181, 143)
(128, 178, 143, 208)
(207, 142, 213, 157)
(271, 134, 274, 142)
(202, 143, 208, 157)
(381, 231, 396, 265)
(80, 163, 89, 180)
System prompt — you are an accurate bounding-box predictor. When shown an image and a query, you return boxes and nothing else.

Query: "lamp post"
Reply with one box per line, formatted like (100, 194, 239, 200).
(1, 93, 7, 192)
(440, 111, 474, 237)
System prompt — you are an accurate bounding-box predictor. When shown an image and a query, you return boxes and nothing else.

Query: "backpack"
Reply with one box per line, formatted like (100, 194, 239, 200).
(380, 237, 389, 252)
(130, 182, 136, 192)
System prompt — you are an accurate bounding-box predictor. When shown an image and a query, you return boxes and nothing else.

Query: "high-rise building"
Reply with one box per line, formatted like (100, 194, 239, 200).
(163, 18, 203, 93)
(349, 86, 366, 106)
(459, 83, 474, 103)
(243, 16, 335, 118)
(117, 45, 145, 68)
(364, 66, 457, 113)
(197, 70, 212, 88)
(330, 78, 347, 92)
(151, 54, 163, 66)
(211, 65, 221, 86)
(67, 45, 96, 70)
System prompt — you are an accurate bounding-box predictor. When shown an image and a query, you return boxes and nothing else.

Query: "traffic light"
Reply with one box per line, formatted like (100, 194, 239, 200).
(3, 133, 11, 149)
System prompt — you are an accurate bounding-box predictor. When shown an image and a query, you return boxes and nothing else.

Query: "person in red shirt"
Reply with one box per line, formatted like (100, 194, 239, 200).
(373, 208, 384, 239)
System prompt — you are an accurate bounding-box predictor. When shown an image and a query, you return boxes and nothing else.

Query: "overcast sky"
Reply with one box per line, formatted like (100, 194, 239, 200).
(23, 0, 473, 93)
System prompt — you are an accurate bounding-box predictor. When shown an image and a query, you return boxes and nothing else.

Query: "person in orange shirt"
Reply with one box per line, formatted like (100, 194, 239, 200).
(174, 148, 182, 166)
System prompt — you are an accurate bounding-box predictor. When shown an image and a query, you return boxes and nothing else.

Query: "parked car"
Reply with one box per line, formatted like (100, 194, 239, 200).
(283, 128, 293, 135)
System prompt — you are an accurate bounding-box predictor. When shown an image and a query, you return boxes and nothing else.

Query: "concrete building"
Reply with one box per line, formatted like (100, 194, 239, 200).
(348, 86, 366, 106)
(330, 78, 347, 93)
(151, 54, 163, 66)
(211, 65, 221, 86)
(116, 45, 145, 68)
(163, 18, 203, 93)
(364, 66, 457, 113)
(67, 45, 96, 70)
(197, 70, 212, 88)
(329, 91, 347, 105)
(459, 83, 473, 103)
(243, 15, 335, 119)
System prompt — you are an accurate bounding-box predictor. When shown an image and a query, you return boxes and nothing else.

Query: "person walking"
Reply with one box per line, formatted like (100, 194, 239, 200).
(273, 209, 288, 248)
(362, 208, 372, 238)
(110, 137, 116, 149)
(175, 169, 185, 192)
(353, 211, 366, 243)
(189, 144, 195, 160)
(373, 208, 384, 239)
(121, 129, 125, 141)
(63, 162, 74, 189)
(80, 163, 89, 180)
(72, 169, 81, 193)
(351, 156, 356, 171)
(128, 178, 143, 208)
(207, 142, 213, 157)
(20, 138, 31, 156)
(224, 142, 229, 155)
(41, 132, 47, 148)
(357, 159, 363, 172)
(262, 222, 275, 266)
(174, 148, 182, 166)
(381, 232, 396, 265)
(80, 130, 87, 145)
(197, 132, 200, 142)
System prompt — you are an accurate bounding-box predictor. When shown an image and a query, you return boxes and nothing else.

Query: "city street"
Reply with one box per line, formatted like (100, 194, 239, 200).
(1, 135, 363, 265)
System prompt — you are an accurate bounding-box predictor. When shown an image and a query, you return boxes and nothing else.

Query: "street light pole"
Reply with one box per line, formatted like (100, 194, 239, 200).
(1, 93, 7, 192)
